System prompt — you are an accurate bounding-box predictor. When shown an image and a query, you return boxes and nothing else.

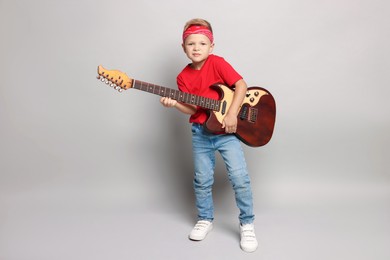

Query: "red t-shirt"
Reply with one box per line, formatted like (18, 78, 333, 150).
(177, 54, 242, 124)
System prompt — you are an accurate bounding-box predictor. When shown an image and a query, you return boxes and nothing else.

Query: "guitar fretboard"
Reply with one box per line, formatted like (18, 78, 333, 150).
(133, 80, 221, 111)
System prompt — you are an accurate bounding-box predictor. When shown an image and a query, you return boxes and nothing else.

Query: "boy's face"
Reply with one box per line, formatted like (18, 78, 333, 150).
(182, 34, 214, 70)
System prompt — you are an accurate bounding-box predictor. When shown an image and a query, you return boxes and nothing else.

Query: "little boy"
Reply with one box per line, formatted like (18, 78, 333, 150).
(160, 18, 258, 253)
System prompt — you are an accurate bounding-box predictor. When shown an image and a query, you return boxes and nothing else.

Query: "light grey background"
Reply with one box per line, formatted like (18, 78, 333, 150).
(1, 0, 389, 259)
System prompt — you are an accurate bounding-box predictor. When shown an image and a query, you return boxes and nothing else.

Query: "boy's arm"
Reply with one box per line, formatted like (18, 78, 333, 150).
(222, 79, 247, 133)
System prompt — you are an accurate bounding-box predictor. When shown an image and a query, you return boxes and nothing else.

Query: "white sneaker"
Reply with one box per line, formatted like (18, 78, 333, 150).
(240, 223, 258, 253)
(189, 220, 213, 241)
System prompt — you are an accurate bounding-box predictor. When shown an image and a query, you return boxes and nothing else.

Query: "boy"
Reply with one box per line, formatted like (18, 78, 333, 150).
(160, 18, 258, 253)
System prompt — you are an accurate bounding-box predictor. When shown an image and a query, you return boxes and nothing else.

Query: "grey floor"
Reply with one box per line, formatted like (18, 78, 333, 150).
(1, 182, 389, 260)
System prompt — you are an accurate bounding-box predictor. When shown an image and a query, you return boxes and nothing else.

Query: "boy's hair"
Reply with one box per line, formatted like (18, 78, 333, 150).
(183, 18, 213, 33)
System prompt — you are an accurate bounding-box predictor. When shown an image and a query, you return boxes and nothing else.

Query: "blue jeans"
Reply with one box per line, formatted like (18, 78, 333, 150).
(191, 123, 254, 224)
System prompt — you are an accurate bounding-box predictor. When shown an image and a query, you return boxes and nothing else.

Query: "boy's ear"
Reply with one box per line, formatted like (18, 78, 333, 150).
(182, 43, 186, 53)
(209, 43, 215, 53)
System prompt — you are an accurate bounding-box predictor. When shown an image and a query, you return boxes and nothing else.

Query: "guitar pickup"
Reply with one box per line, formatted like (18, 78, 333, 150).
(240, 106, 248, 120)
(221, 101, 227, 115)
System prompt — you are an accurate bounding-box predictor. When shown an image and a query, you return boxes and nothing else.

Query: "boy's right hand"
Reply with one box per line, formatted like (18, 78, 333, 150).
(160, 97, 177, 108)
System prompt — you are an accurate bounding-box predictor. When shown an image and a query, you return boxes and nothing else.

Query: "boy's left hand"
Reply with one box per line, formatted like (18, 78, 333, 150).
(160, 97, 177, 108)
(222, 113, 237, 133)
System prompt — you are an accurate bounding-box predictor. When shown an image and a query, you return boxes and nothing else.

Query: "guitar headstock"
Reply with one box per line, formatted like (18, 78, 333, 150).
(97, 65, 134, 92)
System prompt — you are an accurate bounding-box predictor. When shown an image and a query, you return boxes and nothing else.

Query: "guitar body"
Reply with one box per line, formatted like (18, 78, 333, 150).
(204, 84, 276, 147)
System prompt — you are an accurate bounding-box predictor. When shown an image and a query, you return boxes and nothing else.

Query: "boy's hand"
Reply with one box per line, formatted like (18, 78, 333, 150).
(160, 97, 177, 108)
(222, 113, 237, 133)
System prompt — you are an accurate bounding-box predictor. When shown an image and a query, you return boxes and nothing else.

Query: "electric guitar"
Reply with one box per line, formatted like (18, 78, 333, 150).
(97, 65, 276, 147)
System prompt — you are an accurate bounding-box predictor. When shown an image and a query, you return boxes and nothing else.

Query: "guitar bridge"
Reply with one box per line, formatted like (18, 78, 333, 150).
(249, 107, 258, 123)
(240, 106, 258, 123)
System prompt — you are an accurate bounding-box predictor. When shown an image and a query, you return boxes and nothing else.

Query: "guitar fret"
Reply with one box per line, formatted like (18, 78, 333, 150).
(154, 85, 160, 95)
(170, 89, 175, 99)
(185, 93, 190, 103)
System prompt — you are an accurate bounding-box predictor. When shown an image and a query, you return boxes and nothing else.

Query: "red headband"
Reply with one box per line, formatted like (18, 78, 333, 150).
(182, 25, 214, 43)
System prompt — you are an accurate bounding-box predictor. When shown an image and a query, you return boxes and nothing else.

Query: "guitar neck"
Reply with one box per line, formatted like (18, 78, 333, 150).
(133, 80, 221, 111)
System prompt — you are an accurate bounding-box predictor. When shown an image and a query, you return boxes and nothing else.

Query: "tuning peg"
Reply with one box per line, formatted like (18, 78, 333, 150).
(110, 83, 116, 87)
(118, 88, 123, 93)
(96, 75, 101, 79)
(100, 77, 105, 82)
